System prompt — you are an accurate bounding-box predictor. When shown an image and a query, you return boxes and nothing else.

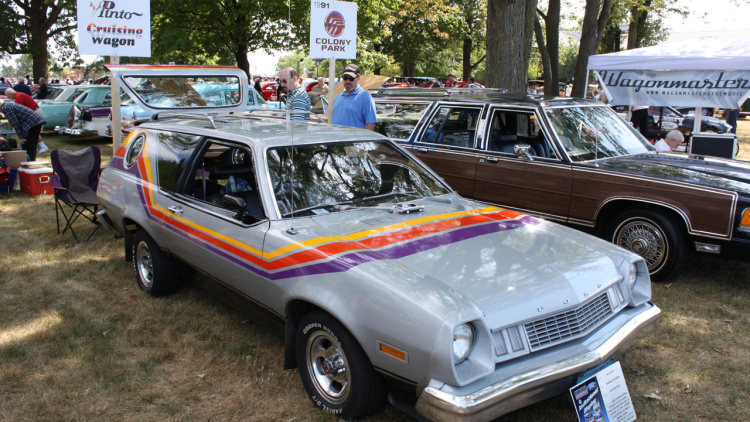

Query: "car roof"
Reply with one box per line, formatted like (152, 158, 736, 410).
(371, 90, 599, 108)
(138, 115, 385, 150)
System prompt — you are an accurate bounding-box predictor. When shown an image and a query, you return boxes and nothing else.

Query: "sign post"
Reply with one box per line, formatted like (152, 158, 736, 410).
(309, 1, 357, 125)
(76, 0, 150, 153)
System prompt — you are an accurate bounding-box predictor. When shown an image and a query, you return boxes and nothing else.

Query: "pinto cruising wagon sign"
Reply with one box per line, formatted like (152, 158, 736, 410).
(77, 0, 151, 57)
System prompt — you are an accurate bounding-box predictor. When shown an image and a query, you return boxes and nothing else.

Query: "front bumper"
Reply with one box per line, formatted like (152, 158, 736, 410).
(415, 302, 661, 422)
(55, 125, 97, 136)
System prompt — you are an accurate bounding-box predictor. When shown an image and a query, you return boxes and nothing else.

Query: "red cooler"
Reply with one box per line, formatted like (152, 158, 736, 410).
(19, 167, 54, 195)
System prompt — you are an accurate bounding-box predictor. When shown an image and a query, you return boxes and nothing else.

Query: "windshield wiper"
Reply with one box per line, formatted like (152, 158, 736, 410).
(283, 200, 352, 218)
(359, 191, 419, 203)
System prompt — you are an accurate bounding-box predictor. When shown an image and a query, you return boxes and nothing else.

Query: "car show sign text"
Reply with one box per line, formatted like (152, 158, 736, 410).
(596, 69, 750, 108)
(309, 1, 357, 59)
(77, 0, 151, 57)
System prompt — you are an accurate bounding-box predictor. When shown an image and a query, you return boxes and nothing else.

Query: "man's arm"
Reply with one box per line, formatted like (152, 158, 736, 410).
(364, 123, 375, 131)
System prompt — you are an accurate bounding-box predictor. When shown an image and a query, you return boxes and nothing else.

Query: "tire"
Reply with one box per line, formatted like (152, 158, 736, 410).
(296, 311, 386, 420)
(608, 209, 687, 281)
(132, 230, 179, 297)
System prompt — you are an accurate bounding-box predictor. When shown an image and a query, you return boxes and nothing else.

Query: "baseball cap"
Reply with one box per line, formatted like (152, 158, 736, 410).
(342, 64, 361, 78)
(447, 73, 454, 77)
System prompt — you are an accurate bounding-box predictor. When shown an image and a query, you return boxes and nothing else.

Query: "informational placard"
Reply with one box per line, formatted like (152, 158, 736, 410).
(77, 0, 151, 57)
(570, 361, 636, 422)
(309, 0, 357, 59)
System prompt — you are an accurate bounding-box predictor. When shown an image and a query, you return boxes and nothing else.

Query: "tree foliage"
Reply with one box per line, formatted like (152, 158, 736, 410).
(0, 0, 77, 80)
(150, 0, 305, 77)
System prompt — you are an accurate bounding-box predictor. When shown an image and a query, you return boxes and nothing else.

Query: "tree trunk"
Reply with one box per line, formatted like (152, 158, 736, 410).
(627, 0, 650, 49)
(572, 0, 614, 98)
(234, 46, 250, 78)
(543, 0, 560, 96)
(462, 38, 473, 80)
(533, 18, 552, 94)
(29, 0, 50, 81)
(486, 0, 538, 94)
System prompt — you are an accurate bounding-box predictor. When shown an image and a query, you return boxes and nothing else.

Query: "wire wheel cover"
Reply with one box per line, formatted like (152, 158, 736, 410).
(616, 219, 667, 271)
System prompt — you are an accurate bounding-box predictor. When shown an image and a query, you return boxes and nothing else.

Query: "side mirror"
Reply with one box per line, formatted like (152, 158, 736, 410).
(221, 194, 247, 220)
(514, 143, 533, 160)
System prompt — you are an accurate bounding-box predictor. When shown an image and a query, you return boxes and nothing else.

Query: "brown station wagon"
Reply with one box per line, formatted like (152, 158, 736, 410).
(370, 91, 750, 280)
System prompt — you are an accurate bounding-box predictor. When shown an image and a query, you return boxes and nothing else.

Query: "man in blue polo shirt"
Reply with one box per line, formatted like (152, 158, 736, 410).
(332, 64, 377, 130)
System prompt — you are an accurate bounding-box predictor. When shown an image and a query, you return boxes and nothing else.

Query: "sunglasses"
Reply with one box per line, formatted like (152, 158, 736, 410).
(279, 78, 291, 84)
(342, 75, 357, 81)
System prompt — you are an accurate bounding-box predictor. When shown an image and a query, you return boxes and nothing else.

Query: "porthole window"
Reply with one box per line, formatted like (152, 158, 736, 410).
(124, 133, 146, 168)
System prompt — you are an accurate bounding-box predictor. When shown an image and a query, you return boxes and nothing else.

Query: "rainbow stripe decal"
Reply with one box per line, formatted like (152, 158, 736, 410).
(113, 133, 539, 280)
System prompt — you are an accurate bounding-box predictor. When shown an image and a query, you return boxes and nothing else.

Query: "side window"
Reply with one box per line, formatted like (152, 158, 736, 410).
(182, 140, 265, 221)
(156, 132, 203, 192)
(75, 92, 89, 103)
(374, 102, 430, 140)
(488, 110, 556, 159)
(246, 89, 256, 106)
(421, 106, 480, 148)
(102, 91, 112, 107)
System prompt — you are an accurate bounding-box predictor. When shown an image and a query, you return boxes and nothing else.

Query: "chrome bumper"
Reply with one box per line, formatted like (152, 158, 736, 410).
(55, 125, 97, 136)
(415, 303, 661, 422)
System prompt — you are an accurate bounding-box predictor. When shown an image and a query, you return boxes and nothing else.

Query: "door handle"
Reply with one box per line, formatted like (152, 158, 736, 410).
(486, 156, 499, 162)
(168, 206, 183, 216)
(417, 148, 428, 152)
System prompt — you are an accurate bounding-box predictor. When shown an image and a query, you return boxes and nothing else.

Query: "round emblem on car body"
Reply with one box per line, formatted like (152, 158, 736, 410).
(325, 11, 345, 37)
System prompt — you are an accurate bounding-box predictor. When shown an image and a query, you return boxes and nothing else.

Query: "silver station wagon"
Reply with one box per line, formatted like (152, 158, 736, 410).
(97, 66, 660, 421)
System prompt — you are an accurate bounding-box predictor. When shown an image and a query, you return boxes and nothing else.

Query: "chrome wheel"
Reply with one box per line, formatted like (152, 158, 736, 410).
(136, 241, 154, 289)
(306, 330, 351, 404)
(614, 218, 667, 273)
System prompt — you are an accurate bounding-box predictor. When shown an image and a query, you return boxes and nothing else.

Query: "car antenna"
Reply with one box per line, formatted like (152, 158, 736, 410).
(285, 0, 298, 235)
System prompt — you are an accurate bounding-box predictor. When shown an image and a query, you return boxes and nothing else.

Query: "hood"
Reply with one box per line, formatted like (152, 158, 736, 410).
(309, 199, 630, 326)
(594, 153, 750, 195)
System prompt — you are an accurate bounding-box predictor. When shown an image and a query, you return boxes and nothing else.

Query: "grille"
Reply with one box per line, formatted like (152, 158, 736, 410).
(525, 292, 612, 351)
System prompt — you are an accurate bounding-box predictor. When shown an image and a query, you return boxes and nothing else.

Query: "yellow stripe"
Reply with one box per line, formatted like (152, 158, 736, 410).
(139, 145, 502, 260)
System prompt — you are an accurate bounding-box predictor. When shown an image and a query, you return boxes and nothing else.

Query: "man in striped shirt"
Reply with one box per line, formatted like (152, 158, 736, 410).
(278, 67, 311, 121)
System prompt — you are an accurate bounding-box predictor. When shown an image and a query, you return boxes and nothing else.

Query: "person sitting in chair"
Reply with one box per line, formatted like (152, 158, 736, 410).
(654, 130, 684, 152)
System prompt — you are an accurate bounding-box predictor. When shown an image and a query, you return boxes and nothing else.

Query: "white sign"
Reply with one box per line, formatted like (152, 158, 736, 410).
(596, 69, 750, 109)
(309, 1, 357, 59)
(570, 361, 636, 422)
(77, 0, 151, 57)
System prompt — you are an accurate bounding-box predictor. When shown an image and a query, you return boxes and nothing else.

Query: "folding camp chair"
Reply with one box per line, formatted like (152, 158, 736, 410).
(51, 147, 102, 242)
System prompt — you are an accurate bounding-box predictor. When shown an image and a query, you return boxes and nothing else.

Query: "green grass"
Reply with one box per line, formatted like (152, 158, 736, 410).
(1, 122, 750, 421)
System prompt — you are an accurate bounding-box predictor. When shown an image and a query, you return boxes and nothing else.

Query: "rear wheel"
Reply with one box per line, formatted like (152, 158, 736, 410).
(132, 230, 179, 296)
(609, 209, 687, 281)
(296, 311, 386, 420)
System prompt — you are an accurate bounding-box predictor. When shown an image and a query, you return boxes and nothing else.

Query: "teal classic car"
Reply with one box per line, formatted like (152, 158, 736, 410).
(40, 85, 114, 130)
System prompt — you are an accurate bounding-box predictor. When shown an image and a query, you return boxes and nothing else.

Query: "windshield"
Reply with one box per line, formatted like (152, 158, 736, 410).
(545, 105, 652, 161)
(120, 75, 243, 109)
(267, 141, 450, 217)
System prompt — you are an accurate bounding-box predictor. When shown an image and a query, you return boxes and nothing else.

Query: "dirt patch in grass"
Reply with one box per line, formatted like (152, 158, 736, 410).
(2, 131, 750, 421)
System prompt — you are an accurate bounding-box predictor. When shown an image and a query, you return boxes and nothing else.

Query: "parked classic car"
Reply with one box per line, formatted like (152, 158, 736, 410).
(96, 65, 660, 421)
(613, 105, 732, 140)
(59, 82, 280, 137)
(41, 85, 113, 130)
(370, 90, 750, 280)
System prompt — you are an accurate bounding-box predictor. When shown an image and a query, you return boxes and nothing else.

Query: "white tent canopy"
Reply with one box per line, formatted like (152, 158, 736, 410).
(588, 37, 750, 71)
(587, 37, 750, 109)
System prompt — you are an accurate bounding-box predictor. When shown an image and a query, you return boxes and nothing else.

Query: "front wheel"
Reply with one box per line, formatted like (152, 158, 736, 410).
(608, 209, 687, 281)
(296, 311, 386, 420)
(132, 230, 179, 296)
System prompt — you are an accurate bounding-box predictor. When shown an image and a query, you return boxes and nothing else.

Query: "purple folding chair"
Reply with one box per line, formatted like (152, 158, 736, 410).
(51, 147, 102, 242)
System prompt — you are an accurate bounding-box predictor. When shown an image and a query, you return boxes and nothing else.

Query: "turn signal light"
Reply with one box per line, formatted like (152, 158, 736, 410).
(741, 209, 750, 229)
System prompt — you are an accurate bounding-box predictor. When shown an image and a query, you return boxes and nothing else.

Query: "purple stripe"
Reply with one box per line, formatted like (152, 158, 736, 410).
(133, 170, 539, 280)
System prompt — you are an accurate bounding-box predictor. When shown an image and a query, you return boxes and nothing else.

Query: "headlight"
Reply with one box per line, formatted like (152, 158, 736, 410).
(628, 262, 638, 288)
(452, 324, 474, 365)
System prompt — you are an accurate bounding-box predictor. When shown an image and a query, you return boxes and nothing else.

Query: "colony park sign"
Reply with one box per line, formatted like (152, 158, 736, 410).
(309, 1, 357, 59)
(77, 0, 151, 57)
